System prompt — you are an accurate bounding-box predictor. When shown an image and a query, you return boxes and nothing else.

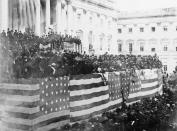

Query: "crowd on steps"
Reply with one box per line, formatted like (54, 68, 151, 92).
(0, 30, 162, 80)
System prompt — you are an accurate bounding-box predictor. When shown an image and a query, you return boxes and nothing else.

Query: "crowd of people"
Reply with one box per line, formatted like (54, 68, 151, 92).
(0, 29, 81, 80)
(0, 29, 162, 80)
(57, 86, 177, 131)
(0, 29, 172, 130)
(94, 53, 162, 72)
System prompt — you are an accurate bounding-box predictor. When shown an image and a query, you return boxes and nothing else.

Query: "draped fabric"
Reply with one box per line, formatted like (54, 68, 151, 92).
(69, 74, 109, 122)
(0, 69, 163, 130)
(0, 78, 70, 131)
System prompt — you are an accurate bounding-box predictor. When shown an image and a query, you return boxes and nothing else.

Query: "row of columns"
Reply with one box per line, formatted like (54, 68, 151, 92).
(0, 0, 117, 54)
(56, 0, 62, 33)
(0, 0, 8, 32)
(0, 0, 112, 35)
(35, 0, 41, 35)
(44, 0, 73, 35)
(0, 0, 77, 40)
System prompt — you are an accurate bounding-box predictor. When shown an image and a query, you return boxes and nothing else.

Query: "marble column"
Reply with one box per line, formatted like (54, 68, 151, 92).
(0, 0, 2, 31)
(56, 0, 62, 33)
(46, 0, 50, 32)
(82, 10, 89, 53)
(67, 4, 73, 35)
(0, 0, 8, 32)
(72, 7, 77, 35)
(61, 3, 67, 34)
(35, 0, 41, 36)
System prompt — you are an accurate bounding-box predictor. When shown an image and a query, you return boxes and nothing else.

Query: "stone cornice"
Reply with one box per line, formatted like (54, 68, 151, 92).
(117, 16, 177, 25)
(119, 15, 176, 20)
(86, 0, 114, 10)
(72, 0, 118, 18)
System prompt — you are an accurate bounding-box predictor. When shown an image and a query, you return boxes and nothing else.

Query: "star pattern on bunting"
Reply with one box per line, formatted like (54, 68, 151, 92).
(120, 72, 131, 101)
(39, 77, 70, 114)
(108, 73, 122, 101)
(129, 74, 141, 94)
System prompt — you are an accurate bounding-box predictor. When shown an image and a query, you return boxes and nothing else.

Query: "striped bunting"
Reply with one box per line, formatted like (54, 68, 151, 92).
(38, 77, 70, 131)
(0, 83, 40, 131)
(69, 74, 110, 122)
(139, 69, 159, 98)
(108, 72, 122, 110)
(120, 72, 131, 101)
(126, 69, 163, 105)
(0, 77, 70, 131)
(157, 69, 163, 95)
(0, 69, 163, 129)
(127, 71, 141, 104)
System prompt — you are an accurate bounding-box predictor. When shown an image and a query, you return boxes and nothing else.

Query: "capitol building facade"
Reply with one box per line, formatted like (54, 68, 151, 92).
(117, 8, 177, 73)
(1, 0, 177, 73)
(0, 0, 118, 55)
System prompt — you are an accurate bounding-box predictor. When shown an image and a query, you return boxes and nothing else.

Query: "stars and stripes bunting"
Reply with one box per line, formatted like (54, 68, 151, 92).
(108, 72, 122, 110)
(139, 69, 160, 99)
(120, 71, 131, 102)
(0, 82, 41, 131)
(0, 69, 163, 130)
(39, 77, 70, 131)
(157, 69, 163, 95)
(69, 74, 110, 122)
(0, 77, 70, 131)
(127, 70, 142, 105)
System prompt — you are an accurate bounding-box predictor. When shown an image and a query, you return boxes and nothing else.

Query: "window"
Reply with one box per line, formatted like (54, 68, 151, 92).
(108, 45, 110, 51)
(128, 28, 132, 33)
(118, 44, 122, 52)
(151, 48, 155, 52)
(164, 65, 167, 71)
(151, 27, 155, 32)
(163, 26, 168, 31)
(129, 43, 133, 52)
(139, 41, 145, 52)
(140, 27, 144, 32)
(77, 14, 81, 19)
(176, 47, 177, 51)
(77, 14, 81, 24)
(163, 46, 168, 51)
(140, 46, 144, 52)
(118, 28, 122, 33)
(89, 17, 92, 24)
(176, 26, 177, 31)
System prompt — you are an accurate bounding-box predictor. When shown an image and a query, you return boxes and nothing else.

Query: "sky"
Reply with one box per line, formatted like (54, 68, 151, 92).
(115, 0, 177, 11)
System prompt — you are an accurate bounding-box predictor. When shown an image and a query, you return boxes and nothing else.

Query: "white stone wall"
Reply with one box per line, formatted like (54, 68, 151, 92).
(69, 0, 118, 55)
(117, 8, 177, 73)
